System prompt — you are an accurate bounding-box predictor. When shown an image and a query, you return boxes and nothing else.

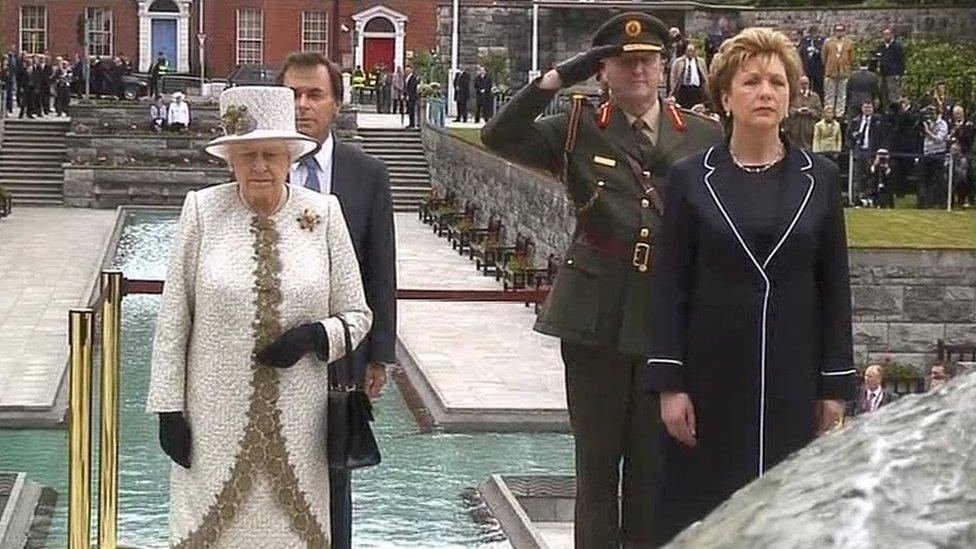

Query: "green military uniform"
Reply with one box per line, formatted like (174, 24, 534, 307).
(482, 12, 723, 548)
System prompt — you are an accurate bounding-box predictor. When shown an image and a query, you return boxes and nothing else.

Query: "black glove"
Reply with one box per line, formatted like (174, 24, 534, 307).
(256, 322, 328, 368)
(158, 411, 191, 469)
(554, 45, 623, 87)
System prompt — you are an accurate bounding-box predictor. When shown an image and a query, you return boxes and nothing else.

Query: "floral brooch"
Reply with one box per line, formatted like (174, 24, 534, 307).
(297, 208, 321, 232)
(221, 105, 258, 136)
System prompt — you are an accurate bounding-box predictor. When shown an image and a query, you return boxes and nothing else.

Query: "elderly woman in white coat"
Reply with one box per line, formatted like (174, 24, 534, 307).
(146, 85, 372, 548)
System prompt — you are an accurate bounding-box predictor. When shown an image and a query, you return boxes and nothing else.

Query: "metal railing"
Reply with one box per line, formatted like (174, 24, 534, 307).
(66, 269, 547, 547)
(843, 148, 973, 211)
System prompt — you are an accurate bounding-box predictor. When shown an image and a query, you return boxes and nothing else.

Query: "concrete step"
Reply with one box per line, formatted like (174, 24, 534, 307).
(0, 144, 68, 152)
(0, 158, 67, 166)
(0, 178, 64, 187)
(0, 167, 65, 175)
(9, 193, 63, 205)
(2, 184, 62, 194)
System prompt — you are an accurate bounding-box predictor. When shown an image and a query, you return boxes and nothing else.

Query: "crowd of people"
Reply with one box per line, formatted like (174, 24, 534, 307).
(665, 23, 974, 209)
(1, 46, 144, 119)
(847, 360, 959, 418)
(350, 64, 420, 127)
(148, 91, 191, 133)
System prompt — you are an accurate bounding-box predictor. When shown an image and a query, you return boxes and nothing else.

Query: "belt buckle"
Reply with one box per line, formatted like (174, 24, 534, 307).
(632, 242, 651, 273)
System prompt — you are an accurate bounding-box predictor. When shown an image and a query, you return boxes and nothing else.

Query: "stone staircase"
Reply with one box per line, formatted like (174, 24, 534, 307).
(357, 128, 430, 212)
(0, 119, 70, 206)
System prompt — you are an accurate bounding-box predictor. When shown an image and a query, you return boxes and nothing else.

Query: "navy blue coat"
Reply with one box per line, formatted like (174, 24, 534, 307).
(645, 142, 856, 541)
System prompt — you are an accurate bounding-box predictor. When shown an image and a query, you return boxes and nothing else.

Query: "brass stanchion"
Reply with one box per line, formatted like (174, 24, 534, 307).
(99, 271, 123, 549)
(69, 308, 94, 549)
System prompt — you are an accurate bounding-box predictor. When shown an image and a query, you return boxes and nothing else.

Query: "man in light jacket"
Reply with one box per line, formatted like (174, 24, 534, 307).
(167, 91, 190, 131)
(822, 22, 854, 118)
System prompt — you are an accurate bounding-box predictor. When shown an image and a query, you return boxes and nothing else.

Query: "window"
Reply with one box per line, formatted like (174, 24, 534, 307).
(302, 12, 328, 53)
(19, 6, 46, 55)
(87, 7, 113, 57)
(236, 9, 263, 65)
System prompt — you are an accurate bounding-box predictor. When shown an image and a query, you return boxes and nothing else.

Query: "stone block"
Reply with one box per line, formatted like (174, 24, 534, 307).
(853, 322, 887, 350)
(946, 286, 976, 302)
(905, 286, 945, 301)
(944, 324, 976, 346)
(904, 300, 975, 323)
(888, 324, 945, 353)
(851, 286, 902, 319)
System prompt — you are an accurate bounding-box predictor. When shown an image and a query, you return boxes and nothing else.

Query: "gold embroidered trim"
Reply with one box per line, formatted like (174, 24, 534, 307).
(175, 215, 327, 548)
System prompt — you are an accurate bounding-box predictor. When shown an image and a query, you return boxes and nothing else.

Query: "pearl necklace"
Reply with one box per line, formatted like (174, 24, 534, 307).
(238, 183, 289, 216)
(730, 144, 785, 174)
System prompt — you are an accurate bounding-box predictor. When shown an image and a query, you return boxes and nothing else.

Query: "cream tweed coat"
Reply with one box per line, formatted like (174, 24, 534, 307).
(146, 182, 372, 548)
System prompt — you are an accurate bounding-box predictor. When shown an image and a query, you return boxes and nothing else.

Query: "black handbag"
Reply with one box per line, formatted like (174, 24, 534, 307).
(326, 315, 381, 470)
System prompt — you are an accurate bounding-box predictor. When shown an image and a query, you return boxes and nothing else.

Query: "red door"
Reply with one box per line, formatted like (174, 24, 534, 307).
(363, 38, 395, 72)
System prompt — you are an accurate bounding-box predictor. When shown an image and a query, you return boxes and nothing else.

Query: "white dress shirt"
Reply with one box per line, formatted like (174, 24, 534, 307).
(289, 134, 335, 194)
(868, 389, 881, 411)
(683, 57, 701, 87)
(167, 100, 190, 126)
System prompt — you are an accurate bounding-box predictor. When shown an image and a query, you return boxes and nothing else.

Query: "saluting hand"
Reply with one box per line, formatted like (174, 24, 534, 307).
(552, 45, 623, 88)
(661, 392, 697, 448)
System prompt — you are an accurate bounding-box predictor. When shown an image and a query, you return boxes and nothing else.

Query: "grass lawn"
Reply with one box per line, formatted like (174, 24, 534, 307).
(845, 208, 976, 249)
(449, 127, 485, 149)
(446, 128, 975, 249)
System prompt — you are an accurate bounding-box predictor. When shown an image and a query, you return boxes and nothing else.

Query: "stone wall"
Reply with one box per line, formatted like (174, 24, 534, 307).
(436, 4, 976, 87)
(420, 124, 976, 370)
(66, 134, 221, 165)
(63, 165, 230, 208)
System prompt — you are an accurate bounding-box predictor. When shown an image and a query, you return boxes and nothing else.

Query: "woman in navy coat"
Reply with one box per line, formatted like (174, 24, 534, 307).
(645, 28, 857, 544)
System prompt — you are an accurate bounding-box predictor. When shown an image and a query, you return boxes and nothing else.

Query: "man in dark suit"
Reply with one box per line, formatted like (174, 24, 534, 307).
(37, 55, 52, 115)
(845, 59, 881, 121)
(848, 365, 898, 416)
(278, 51, 396, 549)
(875, 28, 905, 110)
(798, 25, 825, 98)
(453, 67, 470, 123)
(404, 65, 418, 128)
(3, 46, 17, 115)
(473, 64, 493, 123)
(19, 57, 40, 119)
(848, 100, 885, 204)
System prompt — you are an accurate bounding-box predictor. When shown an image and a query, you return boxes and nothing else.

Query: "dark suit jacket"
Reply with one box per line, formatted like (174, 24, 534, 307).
(848, 114, 885, 153)
(454, 71, 470, 101)
(846, 69, 881, 113)
(474, 74, 493, 97)
(876, 40, 905, 77)
(330, 137, 397, 381)
(404, 74, 418, 104)
(847, 386, 898, 416)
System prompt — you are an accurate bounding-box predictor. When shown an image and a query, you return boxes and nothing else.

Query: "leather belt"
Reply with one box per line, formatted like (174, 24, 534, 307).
(577, 230, 653, 273)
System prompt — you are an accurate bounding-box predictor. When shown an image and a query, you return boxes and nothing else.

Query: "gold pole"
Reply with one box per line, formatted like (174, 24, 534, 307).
(98, 271, 123, 549)
(68, 308, 94, 549)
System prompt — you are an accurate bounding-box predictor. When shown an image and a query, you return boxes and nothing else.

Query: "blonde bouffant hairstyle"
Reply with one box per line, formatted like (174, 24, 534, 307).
(707, 27, 804, 117)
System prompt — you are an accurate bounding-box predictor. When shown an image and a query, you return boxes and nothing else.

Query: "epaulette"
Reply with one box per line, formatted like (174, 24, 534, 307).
(664, 102, 687, 133)
(565, 93, 589, 155)
(597, 101, 613, 130)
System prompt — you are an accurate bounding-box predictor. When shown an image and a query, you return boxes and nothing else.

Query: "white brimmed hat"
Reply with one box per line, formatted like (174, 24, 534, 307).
(204, 86, 318, 162)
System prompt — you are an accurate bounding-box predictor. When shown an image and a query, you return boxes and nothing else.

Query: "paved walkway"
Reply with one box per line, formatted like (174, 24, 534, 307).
(0, 207, 117, 423)
(394, 213, 568, 432)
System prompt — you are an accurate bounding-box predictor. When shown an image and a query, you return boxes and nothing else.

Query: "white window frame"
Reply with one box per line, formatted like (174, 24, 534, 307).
(236, 8, 264, 65)
(19, 6, 47, 55)
(301, 11, 329, 53)
(86, 7, 113, 57)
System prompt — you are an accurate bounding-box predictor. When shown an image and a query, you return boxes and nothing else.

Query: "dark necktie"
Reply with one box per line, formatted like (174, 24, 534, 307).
(685, 59, 693, 86)
(632, 119, 655, 165)
(301, 156, 321, 193)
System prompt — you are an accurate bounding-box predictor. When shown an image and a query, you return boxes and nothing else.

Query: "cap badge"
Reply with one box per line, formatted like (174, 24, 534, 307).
(624, 20, 642, 38)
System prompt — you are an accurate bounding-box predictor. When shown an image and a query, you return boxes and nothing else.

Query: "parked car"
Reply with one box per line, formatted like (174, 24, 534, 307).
(121, 73, 150, 100)
(227, 64, 280, 87)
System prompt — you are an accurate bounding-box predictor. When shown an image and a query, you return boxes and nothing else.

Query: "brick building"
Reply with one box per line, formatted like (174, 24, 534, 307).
(0, 0, 441, 78)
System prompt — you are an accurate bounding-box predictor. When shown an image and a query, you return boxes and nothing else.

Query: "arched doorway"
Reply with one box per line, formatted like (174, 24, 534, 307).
(137, 0, 191, 73)
(352, 5, 408, 71)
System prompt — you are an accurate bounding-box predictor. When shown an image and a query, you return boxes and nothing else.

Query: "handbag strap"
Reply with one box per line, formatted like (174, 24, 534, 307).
(330, 315, 357, 390)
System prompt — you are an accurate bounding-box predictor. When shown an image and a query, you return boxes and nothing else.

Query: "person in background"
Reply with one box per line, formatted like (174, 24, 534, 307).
(392, 65, 405, 115)
(36, 54, 52, 115)
(150, 96, 167, 132)
(72, 53, 85, 97)
(666, 27, 689, 92)
(279, 50, 397, 549)
(927, 361, 954, 391)
(798, 25, 825, 98)
(3, 45, 17, 115)
(927, 80, 954, 122)
(670, 44, 708, 109)
(54, 58, 71, 116)
(786, 75, 822, 149)
(167, 91, 190, 131)
(845, 58, 881, 121)
(453, 67, 471, 123)
(474, 64, 494, 123)
(868, 148, 894, 208)
(888, 96, 921, 199)
(848, 365, 898, 417)
(949, 104, 974, 208)
(404, 66, 419, 128)
(704, 16, 734, 68)
(848, 100, 885, 206)
(875, 28, 905, 110)
(822, 22, 854, 119)
(919, 104, 949, 208)
(149, 52, 166, 100)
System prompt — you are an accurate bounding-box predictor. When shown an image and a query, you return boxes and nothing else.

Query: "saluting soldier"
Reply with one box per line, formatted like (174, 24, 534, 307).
(482, 12, 723, 547)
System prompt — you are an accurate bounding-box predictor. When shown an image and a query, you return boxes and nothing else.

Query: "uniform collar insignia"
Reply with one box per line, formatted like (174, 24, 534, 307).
(665, 102, 686, 133)
(597, 102, 613, 130)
